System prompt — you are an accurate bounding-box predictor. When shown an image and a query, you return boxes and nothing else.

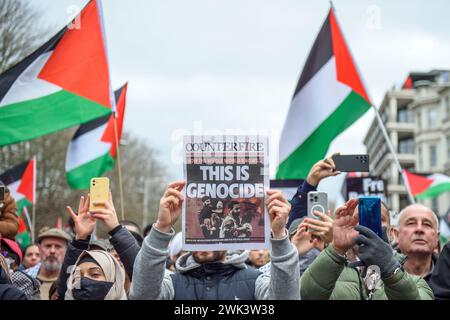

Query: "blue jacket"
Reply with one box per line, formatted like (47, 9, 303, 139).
(286, 181, 317, 229)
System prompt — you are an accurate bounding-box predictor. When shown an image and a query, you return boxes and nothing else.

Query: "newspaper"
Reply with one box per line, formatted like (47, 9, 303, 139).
(182, 135, 270, 251)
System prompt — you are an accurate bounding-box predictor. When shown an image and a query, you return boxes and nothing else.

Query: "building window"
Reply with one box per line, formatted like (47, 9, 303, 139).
(445, 96, 450, 117)
(418, 146, 422, 169)
(399, 138, 414, 154)
(430, 144, 438, 168)
(397, 108, 412, 123)
(448, 136, 450, 159)
(417, 112, 422, 130)
(428, 108, 438, 128)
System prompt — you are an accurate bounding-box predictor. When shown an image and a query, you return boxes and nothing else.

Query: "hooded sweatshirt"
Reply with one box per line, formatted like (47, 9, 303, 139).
(129, 226, 300, 300)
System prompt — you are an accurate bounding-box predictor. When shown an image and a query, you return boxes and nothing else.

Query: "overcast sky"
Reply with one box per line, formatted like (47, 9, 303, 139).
(34, 0, 450, 206)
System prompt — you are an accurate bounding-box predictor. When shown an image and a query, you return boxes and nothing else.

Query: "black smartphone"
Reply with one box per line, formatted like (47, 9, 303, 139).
(358, 196, 382, 238)
(332, 154, 369, 172)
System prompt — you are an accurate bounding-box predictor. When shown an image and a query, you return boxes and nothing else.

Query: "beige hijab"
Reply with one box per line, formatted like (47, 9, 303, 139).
(65, 250, 127, 300)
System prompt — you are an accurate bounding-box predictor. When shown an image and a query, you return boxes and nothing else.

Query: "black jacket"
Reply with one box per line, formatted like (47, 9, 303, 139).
(430, 242, 450, 299)
(56, 226, 140, 299)
(109, 225, 141, 280)
(0, 266, 27, 300)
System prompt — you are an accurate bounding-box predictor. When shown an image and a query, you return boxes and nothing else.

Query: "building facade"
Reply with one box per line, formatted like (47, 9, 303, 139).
(364, 70, 450, 217)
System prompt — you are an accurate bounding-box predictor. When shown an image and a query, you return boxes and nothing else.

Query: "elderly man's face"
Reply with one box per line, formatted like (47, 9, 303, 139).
(398, 205, 439, 256)
(39, 237, 67, 272)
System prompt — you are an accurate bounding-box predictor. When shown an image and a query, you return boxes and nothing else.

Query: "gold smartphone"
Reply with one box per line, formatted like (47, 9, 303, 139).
(89, 177, 110, 211)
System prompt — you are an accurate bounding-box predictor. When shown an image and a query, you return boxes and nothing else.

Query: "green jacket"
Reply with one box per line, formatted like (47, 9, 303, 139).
(300, 245, 434, 300)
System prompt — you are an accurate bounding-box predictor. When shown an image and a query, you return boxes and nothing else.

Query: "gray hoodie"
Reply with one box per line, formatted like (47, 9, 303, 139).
(129, 226, 300, 300)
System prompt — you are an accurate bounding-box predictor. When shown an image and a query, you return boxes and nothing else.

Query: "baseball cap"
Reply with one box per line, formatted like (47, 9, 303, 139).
(288, 217, 306, 236)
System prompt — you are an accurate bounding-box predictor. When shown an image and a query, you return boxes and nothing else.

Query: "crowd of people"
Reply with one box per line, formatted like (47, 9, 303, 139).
(1, 156, 450, 300)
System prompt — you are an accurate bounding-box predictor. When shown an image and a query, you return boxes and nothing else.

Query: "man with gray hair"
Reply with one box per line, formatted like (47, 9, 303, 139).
(25, 228, 70, 300)
(397, 204, 440, 284)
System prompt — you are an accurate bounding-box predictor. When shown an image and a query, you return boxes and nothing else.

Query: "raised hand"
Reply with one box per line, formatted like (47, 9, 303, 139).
(90, 192, 120, 232)
(267, 190, 291, 239)
(66, 194, 96, 240)
(354, 225, 400, 278)
(331, 198, 359, 255)
(291, 222, 320, 256)
(155, 181, 186, 233)
(306, 153, 341, 187)
(303, 210, 334, 244)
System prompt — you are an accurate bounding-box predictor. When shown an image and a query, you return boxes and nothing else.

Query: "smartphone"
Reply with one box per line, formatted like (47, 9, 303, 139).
(358, 196, 382, 238)
(332, 154, 369, 172)
(307, 191, 328, 219)
(89, 177, 110, 211)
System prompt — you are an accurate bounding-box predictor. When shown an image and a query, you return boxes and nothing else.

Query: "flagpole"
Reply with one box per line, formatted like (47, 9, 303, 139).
(96, 0, 125, 220)
(32, 203, 36, 243)
(113, 115, 125, 221)
(371, 105, 416, 204)
(32, 156, 37, 243)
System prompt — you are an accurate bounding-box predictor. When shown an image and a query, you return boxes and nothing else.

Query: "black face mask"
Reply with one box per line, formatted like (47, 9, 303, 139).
(72, 277, 113, 300)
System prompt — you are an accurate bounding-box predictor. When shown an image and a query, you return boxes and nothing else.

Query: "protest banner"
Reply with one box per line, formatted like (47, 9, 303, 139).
(182, 135, 270, 251)
(341, 175, 387, 202)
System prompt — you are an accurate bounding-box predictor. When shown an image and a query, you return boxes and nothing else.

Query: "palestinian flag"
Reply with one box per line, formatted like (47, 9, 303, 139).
(66, 84, 128, 189)
(277, 8, 371, 179)
(16, 207, 32, 249)
(403, 170, 450, 200)
(0, 0, 114, 146)
(0, 158, 36, 212)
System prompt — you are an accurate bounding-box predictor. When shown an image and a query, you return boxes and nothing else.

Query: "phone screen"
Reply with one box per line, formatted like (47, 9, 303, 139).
(358, 196, 382, 238)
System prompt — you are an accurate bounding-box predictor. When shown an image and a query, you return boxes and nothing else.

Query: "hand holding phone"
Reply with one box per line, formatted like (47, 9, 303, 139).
(89, 177, 110, 211)
(307, 191, 328, 219)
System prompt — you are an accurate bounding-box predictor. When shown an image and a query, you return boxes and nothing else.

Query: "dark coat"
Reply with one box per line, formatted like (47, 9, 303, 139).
(430, 242, 450, 299)
(0, 264, 27, 300)
(286, 181, 315, 229)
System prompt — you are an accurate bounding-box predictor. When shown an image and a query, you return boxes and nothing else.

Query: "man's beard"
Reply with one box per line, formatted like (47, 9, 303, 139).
(42, 257, 62, 272)
(192, 251, 227, 264)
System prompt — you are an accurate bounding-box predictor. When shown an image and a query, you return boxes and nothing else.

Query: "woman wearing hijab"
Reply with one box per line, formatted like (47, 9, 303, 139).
(57, 192, 139, 299)
(65, 250, 126, 300)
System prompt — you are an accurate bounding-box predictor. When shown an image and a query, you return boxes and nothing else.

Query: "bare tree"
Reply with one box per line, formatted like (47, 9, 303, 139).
(0, 0, 168, 237)
(0, 0, 48, 72)
(0, 130, 167, 236)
